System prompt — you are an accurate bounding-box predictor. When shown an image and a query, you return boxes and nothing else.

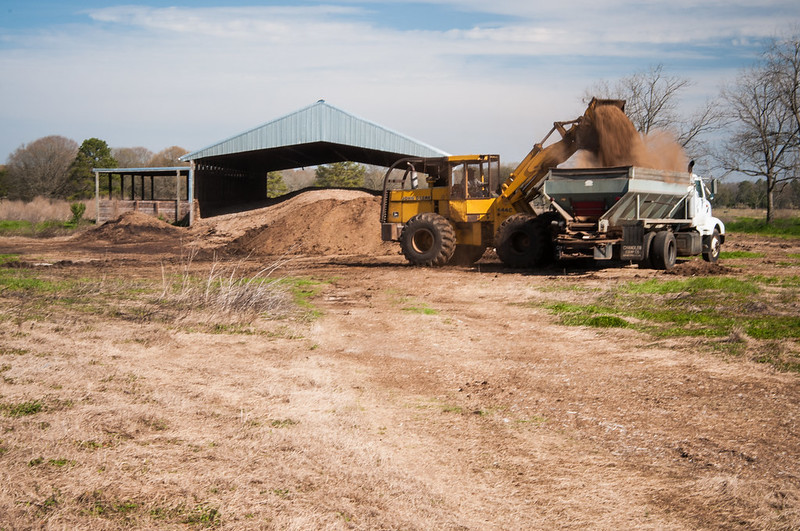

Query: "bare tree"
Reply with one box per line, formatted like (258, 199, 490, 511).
(720, 32, 800, 223)
(112, 146, 154, 168)
(5, 135, 79, 200)
(586, 64, 723, 164)
(766, 31, 800, 149)
(148, 146, 189, 167)
(363, 165, 386, 190)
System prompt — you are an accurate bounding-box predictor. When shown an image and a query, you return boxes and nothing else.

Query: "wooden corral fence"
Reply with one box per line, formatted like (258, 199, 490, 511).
(97, 199, 197, 225)
(93, 166, 196, 225)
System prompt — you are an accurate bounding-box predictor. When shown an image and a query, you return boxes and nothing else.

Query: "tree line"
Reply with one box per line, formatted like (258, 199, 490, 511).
(713, 179, 800, 210)
(0, 138, 188, 202)
(587, 31, 799, 222)
(2, 31, 798, 222)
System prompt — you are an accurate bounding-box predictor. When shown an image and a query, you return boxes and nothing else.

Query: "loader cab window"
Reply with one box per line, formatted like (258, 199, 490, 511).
(450, 157, 500, 200)
(450, 164, 467, 199)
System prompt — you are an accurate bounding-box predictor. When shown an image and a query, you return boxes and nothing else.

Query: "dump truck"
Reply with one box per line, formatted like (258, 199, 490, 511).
(379, 98, 724, 269)
(542, 166, 724, 269)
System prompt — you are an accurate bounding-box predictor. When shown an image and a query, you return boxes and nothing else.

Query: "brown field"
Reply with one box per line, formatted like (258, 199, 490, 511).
(0, 190, 799, 530)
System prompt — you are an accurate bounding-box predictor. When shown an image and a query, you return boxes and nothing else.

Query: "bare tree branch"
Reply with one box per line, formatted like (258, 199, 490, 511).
(585, 64, 722, 167)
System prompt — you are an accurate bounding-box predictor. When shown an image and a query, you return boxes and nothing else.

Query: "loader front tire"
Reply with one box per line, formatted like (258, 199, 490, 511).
(495, 213, 552, 268)
(400, 213, 456, 266)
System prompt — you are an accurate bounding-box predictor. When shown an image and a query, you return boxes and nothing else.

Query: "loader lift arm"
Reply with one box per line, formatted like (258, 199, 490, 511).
(500, 98, 625, 214)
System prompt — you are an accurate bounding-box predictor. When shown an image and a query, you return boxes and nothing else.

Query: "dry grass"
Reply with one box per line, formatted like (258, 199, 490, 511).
(0, 196, 96, 223)
(1, 231, 799, 529)
(158, 252, 294, 325)
(0, 311, 470, 529)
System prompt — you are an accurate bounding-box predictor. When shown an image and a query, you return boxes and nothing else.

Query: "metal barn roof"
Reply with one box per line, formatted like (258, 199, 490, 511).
(180, 100, 450, 170)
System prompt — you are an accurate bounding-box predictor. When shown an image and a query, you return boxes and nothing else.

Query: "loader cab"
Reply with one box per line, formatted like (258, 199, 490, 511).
(447, 154, 500, 200)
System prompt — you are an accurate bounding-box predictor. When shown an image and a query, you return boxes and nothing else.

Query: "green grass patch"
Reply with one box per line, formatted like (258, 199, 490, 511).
(1, 399, 44, 417)
(0, 220, 33, 234)
(620, 276, 761, 296)
(0, 254, 20, 265)
(0, 268, 66, 293)
(183, 504, 221, 527)
(402, 303, 439, 315)
(539, 275, 800, 372)
(746, 316, 800, 340)
(726, 217, 800, 238)
(279, 277, 326, 320)
(754, 351, 800, 373)
(0, 219, 87, 237)
(48, 458, 76, 467)
(269, 418, 299, 428)
(719, 250, 767, 259)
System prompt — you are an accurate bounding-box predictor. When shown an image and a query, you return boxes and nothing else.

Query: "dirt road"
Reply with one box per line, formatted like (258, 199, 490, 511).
(0, 204, 798, 529)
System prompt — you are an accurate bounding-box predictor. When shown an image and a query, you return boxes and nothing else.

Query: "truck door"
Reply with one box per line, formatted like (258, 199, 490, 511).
(692, 179, 711, 229)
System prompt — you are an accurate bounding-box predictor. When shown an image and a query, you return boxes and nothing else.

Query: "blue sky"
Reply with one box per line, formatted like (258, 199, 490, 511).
(1, 1, 798, 170)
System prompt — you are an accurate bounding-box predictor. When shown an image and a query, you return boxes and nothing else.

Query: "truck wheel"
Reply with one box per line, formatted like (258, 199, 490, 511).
(651, 231, 677, 270)
(400, 212, 456, 266)
(449, 245, 486, 266)
(495, 214, 551, 268)
(636, 232, 657, 269)
(702, 230, 721, 263)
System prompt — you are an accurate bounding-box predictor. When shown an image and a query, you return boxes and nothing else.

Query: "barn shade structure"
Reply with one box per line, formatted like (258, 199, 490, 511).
(92, 100, 449, 224)
(180, 100, 449, 218)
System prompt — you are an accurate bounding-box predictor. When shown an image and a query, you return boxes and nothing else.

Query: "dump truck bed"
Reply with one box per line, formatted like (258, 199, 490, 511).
(543, 166, 693, 226)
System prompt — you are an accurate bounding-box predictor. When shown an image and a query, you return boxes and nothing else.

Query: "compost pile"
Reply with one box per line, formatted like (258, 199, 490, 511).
(79, 211, 185, 244)
(215, 189, 394, 257)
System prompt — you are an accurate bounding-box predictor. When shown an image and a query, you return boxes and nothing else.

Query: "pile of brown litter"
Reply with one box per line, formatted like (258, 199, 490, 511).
(79, 211, 185, 244)
(219, 189, 394, 257)
(667, 259, 733, 276)
(72, 190, 395, 257)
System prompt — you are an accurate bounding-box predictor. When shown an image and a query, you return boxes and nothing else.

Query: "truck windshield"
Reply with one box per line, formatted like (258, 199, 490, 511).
(695, 180, 705, 199)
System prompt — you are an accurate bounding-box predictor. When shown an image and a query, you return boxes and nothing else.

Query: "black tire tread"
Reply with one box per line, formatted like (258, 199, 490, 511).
(400, 212, 456, 267)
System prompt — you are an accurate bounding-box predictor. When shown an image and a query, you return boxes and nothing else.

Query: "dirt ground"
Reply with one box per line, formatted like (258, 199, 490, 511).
(0, 190, 799, 530)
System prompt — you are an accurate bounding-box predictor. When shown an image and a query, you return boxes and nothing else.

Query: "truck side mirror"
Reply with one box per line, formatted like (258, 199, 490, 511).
(710, 179, 719, 200)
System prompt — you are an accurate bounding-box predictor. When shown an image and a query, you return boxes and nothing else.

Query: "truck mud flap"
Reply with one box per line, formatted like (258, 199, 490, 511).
(620, 224, 645, 261)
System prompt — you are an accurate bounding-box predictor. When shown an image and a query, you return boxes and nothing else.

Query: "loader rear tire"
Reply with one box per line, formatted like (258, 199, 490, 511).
(495, 213, 552, 268)
(651, 231, 677, 270)
(400, 213, 456, 266)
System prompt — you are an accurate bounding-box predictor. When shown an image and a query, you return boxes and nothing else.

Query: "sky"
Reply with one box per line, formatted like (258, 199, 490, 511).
(1, 0, 798, 170)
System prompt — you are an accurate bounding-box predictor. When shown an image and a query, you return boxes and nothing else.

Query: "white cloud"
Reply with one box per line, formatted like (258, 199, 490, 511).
(1, 2, 797, 163)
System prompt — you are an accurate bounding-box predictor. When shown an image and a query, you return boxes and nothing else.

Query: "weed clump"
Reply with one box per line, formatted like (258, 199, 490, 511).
(159, 252, 295, 323)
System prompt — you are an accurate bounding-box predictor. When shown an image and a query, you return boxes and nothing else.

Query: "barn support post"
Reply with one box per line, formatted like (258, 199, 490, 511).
(188, 163, 195, 225)
(94, 170, 100, 225)
(175, 170, 181, 224)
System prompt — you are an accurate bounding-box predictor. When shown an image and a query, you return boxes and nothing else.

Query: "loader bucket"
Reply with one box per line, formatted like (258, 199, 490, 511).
(575, 98, 628, 155)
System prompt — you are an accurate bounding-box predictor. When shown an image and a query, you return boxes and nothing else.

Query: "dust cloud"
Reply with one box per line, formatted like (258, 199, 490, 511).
(577, 104, 689, 172)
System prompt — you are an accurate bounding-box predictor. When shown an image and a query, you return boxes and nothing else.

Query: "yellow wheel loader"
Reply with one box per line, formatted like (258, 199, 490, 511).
(380, 98, 625, 267)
